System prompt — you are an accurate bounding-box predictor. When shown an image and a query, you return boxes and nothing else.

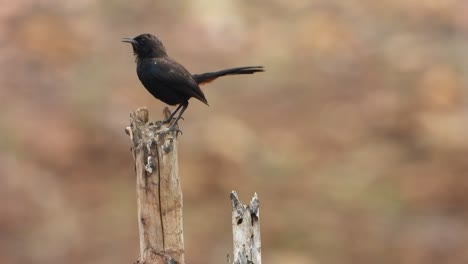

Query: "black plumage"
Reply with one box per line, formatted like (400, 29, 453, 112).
(123, 33, 264, 130)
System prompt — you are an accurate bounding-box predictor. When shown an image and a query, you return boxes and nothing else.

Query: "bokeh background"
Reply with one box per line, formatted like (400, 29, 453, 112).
(1, 1, 467, 264)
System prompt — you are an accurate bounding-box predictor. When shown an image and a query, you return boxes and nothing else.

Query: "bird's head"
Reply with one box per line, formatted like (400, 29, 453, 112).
(122, 33, 167, 59)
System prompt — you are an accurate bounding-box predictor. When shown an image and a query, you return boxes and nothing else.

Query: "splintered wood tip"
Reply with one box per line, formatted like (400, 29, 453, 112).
(163, 107, 171, 119)
(135, 107, 149, 123)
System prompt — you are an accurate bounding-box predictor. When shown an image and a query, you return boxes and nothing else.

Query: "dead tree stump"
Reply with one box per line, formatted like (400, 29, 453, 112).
(230, 191, 261, 264)
(126, 107, 184, 264)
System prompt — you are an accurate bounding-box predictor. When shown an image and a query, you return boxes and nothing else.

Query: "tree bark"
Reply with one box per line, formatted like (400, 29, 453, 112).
(126, 107, 184, 264)
(230, 191, 261, 264)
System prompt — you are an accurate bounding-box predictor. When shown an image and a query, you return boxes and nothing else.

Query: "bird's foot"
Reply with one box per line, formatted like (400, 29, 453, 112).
(149, 120, 182, 136)
(168, 124, 183, 136)
(158, 124, 183, 136)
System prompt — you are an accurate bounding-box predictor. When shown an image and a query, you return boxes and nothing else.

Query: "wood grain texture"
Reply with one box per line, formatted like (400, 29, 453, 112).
(128, 107, 184, 264)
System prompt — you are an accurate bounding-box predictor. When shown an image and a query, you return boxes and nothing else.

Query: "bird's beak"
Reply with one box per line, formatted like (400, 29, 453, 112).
(122, 37, 137, 44)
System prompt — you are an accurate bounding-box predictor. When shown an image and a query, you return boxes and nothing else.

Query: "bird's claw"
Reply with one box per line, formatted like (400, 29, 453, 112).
(168, 125, 183, 136)
(157, 125, 183, 136)
(149, 120, 183, 136)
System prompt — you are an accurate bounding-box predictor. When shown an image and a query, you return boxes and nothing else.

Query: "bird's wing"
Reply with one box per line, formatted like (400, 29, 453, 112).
(146, 58, 208, 104)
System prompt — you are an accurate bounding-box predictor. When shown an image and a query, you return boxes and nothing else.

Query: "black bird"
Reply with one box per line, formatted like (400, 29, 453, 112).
(122, 33, 264, 131)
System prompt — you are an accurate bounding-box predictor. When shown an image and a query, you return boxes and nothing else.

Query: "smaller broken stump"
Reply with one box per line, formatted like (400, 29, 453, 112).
(127, 107, 184, 264)
(230, 191, 261, 264)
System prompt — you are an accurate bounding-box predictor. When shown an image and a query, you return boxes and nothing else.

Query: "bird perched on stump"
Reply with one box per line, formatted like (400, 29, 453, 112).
(122, 33, 264, 132)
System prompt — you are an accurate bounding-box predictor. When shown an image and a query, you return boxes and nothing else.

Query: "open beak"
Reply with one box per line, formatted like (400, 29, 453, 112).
(122, 37, 137, 44)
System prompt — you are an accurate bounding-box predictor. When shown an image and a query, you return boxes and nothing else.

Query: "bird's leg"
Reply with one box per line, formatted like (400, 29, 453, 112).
(162, 104, 184, 124)
(167, 102, 188, 134)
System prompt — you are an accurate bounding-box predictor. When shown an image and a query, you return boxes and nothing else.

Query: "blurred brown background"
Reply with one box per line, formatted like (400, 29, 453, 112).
(1, 1, 467, 264)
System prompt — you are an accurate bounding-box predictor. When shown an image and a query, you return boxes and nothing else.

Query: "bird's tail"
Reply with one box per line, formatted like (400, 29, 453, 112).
(192, 66, 264, 85)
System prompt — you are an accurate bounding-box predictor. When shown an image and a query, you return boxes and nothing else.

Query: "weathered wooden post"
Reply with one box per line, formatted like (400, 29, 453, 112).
(230, 191, 262, 264)
(126, 107, 184, 264)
